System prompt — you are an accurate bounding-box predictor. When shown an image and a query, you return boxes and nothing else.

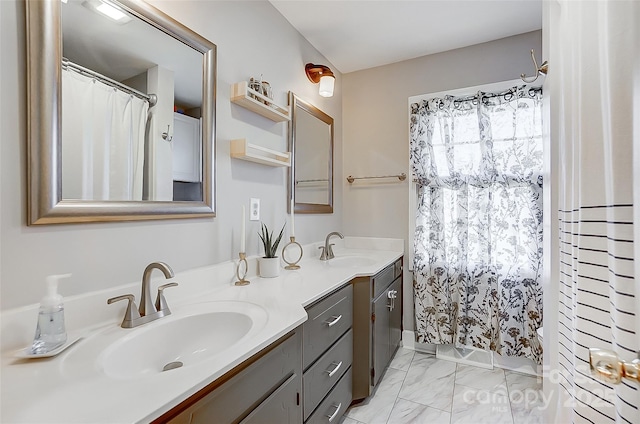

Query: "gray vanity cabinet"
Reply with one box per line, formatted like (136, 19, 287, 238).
(372, 277, 402, 387)
(302, 284, 353, 423)
(352, 257, 403, 401)
(156, 329, 302, 424)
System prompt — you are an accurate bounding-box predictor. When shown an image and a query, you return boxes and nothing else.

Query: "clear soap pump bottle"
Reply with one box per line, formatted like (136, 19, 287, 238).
(31, 273, 71, 354)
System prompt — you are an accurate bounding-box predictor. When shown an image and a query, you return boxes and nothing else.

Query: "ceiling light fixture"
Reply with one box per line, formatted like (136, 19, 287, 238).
(82, 0, 132, 24)
(305, 63, 335, 98)
(96, 1, 127, 21)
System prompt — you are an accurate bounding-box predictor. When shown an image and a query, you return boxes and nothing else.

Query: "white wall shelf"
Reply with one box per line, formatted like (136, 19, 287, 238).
(230, 81, 290, 122)
(230, 139, 291, 167)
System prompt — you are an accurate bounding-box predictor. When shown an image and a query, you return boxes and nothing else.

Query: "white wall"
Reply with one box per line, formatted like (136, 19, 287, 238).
(342, 30, 542, 331)
(0, 0, 343, 310)
(147, 65, 175, 201)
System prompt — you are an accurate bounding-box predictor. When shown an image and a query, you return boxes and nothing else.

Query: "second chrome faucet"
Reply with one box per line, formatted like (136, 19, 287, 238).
(107, 262, 178, 328)
(319, 231, 344, 260)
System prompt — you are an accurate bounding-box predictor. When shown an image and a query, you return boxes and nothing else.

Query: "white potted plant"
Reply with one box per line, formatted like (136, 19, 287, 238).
(258, 222, 285, 278)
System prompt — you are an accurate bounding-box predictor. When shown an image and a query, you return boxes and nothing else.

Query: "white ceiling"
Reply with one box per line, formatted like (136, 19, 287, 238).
(269, 0, 542, 74)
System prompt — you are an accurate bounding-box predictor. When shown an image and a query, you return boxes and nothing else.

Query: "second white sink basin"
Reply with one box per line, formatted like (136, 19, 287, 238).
(327, 256, 376, 268)
(63, 301, 268, 380)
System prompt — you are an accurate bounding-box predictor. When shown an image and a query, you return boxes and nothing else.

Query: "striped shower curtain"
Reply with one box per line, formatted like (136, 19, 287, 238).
(550, 0, 639, 422)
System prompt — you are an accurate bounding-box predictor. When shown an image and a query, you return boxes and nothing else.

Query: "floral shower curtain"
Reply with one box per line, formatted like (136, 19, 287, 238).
(410, 86, 544, 363)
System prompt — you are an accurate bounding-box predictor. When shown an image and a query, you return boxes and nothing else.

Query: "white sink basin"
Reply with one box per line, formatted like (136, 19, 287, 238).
(327, 256, 376, 268)
(63, 301, 268, 380)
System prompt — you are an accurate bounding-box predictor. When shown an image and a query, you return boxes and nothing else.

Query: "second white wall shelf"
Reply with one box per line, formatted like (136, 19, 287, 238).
(230, 139, 291, 167)
(231, 81, 290, 122)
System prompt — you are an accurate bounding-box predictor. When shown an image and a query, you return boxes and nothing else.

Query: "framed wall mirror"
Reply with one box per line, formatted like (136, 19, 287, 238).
(288, 93, 333, 214)
(26, 0, 216, 225)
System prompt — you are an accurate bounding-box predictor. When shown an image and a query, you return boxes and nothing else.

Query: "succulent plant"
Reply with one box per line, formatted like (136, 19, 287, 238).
(258, 222, 285, 258)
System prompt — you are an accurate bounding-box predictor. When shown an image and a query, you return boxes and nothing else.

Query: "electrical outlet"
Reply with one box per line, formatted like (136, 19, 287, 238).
(250, 198, 260, 221)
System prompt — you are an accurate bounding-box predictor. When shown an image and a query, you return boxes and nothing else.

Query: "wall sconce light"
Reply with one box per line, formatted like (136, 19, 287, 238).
(305, 63, 335, 97)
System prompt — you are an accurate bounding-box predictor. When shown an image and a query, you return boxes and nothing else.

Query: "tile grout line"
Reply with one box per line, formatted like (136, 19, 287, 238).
(385, 350, 413, 424)
(504, 371, 516, 424)
(451, 362, 459, 424)
(361, 349, 542, 424)
(392, 350, 458, 423)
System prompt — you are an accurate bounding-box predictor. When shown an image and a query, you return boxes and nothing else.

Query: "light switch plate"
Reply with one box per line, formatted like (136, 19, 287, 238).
(250, 198, 260, 221)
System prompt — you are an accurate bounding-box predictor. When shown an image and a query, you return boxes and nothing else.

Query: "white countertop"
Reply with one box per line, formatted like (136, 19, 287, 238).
(0, 237, 403, 423)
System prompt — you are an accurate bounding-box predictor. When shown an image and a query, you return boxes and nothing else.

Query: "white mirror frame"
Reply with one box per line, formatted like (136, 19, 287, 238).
(26, 0, 216, 225)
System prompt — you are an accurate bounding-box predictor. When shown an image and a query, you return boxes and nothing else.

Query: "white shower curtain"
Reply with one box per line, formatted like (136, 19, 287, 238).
(62, 69, 149, 201)
(549, 0, 639, 422)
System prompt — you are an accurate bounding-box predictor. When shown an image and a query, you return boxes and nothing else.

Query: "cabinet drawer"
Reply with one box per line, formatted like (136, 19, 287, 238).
(372, 264, 395, 298)
(166, 330, 301, 424)
(303, 329, 353, 420)
(305, 368, 352, 424)
(393, 258, 403, 279)
(303, 284, 352, 369)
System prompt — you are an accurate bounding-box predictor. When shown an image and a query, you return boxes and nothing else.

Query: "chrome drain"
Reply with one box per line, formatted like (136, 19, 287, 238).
(162, 361, 183, 372)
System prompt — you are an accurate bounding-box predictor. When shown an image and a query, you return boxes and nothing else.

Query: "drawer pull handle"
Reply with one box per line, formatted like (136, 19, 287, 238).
(326, 314, 342, 327)
(326, 402, 342, 422)
(326, 361, 343, 378)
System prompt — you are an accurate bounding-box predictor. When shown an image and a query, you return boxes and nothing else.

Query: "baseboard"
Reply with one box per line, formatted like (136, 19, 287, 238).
(436, 344, 494, 369)
(401, 330, 538, 376)
(401, 330, 436, 354)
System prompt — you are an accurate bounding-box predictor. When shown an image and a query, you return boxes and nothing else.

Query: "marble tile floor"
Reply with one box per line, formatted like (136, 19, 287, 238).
(343, 348, 545, 424)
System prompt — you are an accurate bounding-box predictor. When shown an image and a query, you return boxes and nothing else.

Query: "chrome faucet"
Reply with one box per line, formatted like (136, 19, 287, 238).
(107, 262, 178, 328)
(319, 231, 344, 261)
(140, 262, 174, 316)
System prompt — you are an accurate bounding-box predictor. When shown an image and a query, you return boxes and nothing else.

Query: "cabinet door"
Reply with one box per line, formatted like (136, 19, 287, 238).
(388, 277, 402, 353)
(164, 331, 301, 424)
(372, 288, 391, 387)
(172, 113, 201, 182)
(240, 373, 301, 424)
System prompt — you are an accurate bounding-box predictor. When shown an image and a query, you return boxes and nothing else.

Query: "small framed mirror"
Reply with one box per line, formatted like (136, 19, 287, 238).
(288, 93, 334, 214)
(26, 0, 216, 224)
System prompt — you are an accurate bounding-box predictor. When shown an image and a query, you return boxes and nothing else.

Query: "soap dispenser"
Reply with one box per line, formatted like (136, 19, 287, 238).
(31, 273, 71, 354)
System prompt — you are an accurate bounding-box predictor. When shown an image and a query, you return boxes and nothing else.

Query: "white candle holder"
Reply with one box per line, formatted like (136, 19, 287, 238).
(281, 237, 303, 270)
(234, 252, 250, 286)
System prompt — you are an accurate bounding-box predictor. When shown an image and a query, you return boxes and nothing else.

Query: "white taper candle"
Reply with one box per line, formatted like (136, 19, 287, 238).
(240, 206, 246, 252)
(291, 199, 295, 237)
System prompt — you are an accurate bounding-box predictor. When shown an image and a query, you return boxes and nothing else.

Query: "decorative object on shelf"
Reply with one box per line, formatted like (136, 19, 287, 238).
(235, 206, 250, 286)
(305, 63, 335, 97)
(258, 222, 285, 278)
(282, 237, 303, 270)
(234, 252, 250, 286)
(520, 49, 548, 83)
(346, 173, 407, 184)
(248, 76, 273, 106)
(231, 81, 290, 122)
(248, 77, 262, 101)
(230, 139, 291, 167)
(261, 81, 272, 106)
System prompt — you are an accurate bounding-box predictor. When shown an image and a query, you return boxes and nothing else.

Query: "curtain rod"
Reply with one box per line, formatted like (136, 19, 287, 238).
(412, 85, 542, 106)
(62, 58, 157, 107)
